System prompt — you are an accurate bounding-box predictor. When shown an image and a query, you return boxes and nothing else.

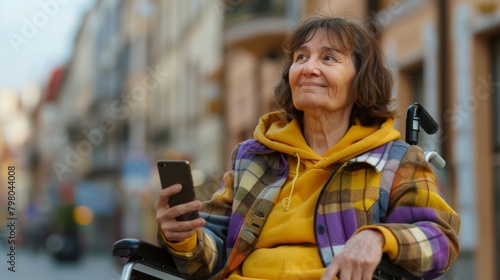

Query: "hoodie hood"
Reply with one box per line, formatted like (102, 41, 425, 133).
(254, 111, 400, 169)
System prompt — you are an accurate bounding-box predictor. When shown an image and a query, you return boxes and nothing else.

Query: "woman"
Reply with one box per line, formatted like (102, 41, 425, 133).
(155, 16, 460, 280)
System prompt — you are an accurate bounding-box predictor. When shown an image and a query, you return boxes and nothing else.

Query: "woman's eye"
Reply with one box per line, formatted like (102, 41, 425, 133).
(324, 55, 336, 62)
(295, 54, 307, 61)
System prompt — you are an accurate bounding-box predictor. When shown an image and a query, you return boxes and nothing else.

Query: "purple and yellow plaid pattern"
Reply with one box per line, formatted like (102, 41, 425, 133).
(157, 140, 460, 280)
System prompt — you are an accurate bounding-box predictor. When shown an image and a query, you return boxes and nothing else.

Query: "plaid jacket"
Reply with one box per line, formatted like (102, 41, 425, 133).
(158, 139, 460, 279)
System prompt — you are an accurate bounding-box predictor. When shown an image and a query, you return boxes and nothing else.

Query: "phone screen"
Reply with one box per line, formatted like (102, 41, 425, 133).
(157, 160, 200, 221)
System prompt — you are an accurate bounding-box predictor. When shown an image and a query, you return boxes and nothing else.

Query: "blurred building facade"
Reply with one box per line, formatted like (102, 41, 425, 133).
(221, 0, 500, 279)
(29, 0, 224, 254)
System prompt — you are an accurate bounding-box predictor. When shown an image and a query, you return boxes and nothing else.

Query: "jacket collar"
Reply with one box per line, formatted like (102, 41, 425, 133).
(347, 142, 393, 172)
(249, 139, 394, 173)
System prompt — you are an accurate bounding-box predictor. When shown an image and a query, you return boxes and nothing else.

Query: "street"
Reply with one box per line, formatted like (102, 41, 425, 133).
(1, 250, 122, 280)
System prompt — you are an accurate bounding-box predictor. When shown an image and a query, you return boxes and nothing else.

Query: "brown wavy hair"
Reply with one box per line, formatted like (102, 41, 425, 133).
(274, 16, 396, 126)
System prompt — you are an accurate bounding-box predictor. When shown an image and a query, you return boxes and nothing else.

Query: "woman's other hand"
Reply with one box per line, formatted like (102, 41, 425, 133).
(155, 184, 205, 242)
(321, 229, 384, 280)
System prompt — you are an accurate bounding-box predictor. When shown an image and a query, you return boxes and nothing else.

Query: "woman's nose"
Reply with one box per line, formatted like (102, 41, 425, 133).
(303, 58, 320, 76)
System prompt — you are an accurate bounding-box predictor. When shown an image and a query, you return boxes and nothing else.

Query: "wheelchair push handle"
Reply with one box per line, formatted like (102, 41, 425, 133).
(406, 103, 439, 145)
(405, 103, 446, 170)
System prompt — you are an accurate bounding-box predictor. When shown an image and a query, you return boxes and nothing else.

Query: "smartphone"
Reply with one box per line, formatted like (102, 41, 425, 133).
(157, 160, 200, 221)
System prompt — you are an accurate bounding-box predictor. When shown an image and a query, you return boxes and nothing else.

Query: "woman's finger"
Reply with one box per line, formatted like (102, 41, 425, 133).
(166, 200, 202, 220)
(320, 261, 339, 280)
(154, 184, 182, 210)
(160, 218, 205, 242)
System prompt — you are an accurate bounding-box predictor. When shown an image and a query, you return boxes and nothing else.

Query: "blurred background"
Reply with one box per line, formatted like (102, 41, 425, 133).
(0, 0, 499, 279)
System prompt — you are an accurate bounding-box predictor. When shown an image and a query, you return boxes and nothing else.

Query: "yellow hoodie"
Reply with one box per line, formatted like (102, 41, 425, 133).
(228, 111, 400, 280)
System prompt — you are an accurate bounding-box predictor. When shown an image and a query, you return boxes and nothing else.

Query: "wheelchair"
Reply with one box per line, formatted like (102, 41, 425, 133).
(113, 103, 442, 280)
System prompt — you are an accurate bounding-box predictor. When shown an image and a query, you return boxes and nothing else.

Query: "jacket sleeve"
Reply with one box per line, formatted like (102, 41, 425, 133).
(156, 144, 242, 279)
(371, 145, 460, 279)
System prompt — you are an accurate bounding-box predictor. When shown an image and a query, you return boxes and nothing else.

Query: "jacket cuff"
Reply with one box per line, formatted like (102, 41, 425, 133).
(159, 229, 198, 254)
(355, 225, 399, 259)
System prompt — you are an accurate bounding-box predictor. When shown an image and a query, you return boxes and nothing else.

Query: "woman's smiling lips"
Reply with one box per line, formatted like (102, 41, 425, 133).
(300, 82, 327, 87)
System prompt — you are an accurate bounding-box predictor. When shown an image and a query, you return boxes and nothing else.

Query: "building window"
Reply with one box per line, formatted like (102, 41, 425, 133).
(403, 64, 432, 147)
(407, 65, 424, 104)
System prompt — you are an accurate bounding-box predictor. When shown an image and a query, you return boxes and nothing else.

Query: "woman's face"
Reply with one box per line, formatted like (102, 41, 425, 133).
(289, 30, 356, 118)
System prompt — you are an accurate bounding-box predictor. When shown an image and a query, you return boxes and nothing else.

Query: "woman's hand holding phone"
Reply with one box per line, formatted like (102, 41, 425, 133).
(155, 183, 206, 242)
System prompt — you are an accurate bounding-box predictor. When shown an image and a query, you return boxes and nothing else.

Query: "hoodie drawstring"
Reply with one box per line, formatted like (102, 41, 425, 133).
(282, 153, 300, 212)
